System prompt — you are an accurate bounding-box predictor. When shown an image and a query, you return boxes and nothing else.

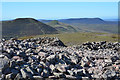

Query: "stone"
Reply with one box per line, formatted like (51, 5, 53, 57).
(11, 69, 19, 75)
(111, 71, 116, 77)
(105, 59, 112, 63)
(0, 55, 4, 58)
(0, 58, 9, 71)
(81, 60, 86, 67)
(49, 64, 55, 72)
(41, 69, 50, 78)
(16, 60, 25, 65)
(58, 54, 63, 59)
(53, 72, 65, 78)
(93, 74, 100, 78)
(67, 70, 74, 76)
(37, 68, 42, 74)
(9, 61, 16, 68)
(111, 56, 119, 62)
(14, 73, 22, 80)
(2, 67, 11, 75)
(82, 77, 89, 80)
(25, 48, 32, 53)
(56, 64, 67, 73)
(33, 76, 43, 79)
(17, 51, 26, 57)
(65, 75, 77, 79)
(46, 55, 56, 61)
(102, 73, 107, 78)
(12, 56, 20, 60)
(48, 75, 58, 79)
(5, 73, 13, 79)
(74, 69, 84, 76)
(0, 38, 120, 79)
(20, 69, 28, 79)
(70, 56, 78, 64)
(15, 66, 21, 71)
(20, 68, 33, 79)
(38, 52, 48, 57)
(26, 66, 35, 75)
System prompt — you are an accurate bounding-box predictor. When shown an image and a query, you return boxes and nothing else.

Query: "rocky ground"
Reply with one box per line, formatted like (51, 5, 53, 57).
(0, 37, 120, 80)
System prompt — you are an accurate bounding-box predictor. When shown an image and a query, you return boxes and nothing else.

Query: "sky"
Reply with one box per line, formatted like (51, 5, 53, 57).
(1, 2, 118, 20)
(1, 0, 120, 2)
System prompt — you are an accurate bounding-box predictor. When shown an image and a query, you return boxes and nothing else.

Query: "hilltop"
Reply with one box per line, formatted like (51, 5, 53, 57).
(2, 18, 58, 39)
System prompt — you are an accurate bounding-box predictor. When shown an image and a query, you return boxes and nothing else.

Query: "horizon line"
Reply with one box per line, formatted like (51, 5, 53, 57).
(1, 17, 118, 21)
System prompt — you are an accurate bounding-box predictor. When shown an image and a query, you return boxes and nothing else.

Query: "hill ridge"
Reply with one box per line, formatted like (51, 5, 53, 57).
(2, 18, 58, 39)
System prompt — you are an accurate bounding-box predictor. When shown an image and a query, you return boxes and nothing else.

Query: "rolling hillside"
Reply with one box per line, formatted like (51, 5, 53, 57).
(40, 18, 118, 33)
(47, 20, 77, 33)
(59, 18, 118, 33)
(2, 18, 58, 39)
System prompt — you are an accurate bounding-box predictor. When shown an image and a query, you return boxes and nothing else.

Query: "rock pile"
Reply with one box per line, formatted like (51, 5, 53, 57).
(0, 37, 120, 80)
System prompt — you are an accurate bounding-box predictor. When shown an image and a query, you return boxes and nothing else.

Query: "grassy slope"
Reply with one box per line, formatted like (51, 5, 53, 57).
(47, 20, 77, 33)
(19, 32, 118, 46)
(58, 18, 118, 33)
(64, 23, 118, 33)
(2, 18, 58, 39)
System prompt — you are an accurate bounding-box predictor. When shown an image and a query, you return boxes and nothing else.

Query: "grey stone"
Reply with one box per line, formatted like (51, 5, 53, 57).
(17, 51, 26, 57)
(53, 72, 65, 78)
(0, 55, 4, 58)
(56, 64, 67, 73)
(41, 69, 50, 78)
(70, 56, 78, 64)
(11, 69, 19, 75)
(49, 75, 58, 79)
(37, 68, 42, 74)
(33, 76, 43, 79)
(105, 59, 112, 63)
(82, 77, 89, 80)
(67, 70, 74, 76)
(20, 68, 33, 79)
(93, 74, 100, 78)
(111, 71, 116, 77)
(14, 73, 22, 80)
(102, 73, 107, 78)
(74, 69, 84, 76)
(46, 55, 56, 61)
(0, 38, 120, 79)
(26, 66, 35, 75)
(25, 48, 32, 53)
(50, 64, 55, 72)
(9, 60, 16, 68)
(20, 69, 28, 79)
(38, 52, 48, 57)
(5, 73, 13, 79)
(65, 75, 77, 79)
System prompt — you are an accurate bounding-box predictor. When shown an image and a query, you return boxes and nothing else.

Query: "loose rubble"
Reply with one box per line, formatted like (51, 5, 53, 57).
(0, 37, 120, 80)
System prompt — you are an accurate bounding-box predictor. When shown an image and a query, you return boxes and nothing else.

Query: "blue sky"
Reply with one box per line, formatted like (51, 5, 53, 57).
(2, 2, 118, 20)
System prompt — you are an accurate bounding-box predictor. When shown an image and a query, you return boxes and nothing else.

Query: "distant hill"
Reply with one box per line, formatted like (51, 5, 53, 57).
(40, 20, 53, 23)
(2, 18, 58, 39)
(59, 18, 105, 24)
(58, 18, 118, 33)
(47, 20, 77, 33)
(40, 18, 118, 33)
(40, 18, 105, 24)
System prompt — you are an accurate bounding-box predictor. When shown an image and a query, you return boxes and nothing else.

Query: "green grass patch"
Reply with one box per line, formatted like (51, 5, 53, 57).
(19, 32, 119, 46)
